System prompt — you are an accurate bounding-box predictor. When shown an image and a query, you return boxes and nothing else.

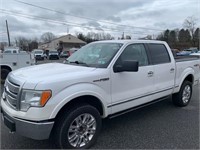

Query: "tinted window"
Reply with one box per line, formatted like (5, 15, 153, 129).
(117, 44, 149, 66)
(148, 44, 170, 64)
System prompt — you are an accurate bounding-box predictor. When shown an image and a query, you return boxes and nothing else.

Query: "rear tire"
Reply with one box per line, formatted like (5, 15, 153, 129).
(54, 104, 102, 149)
(172, 81, 192, 107)
(1, 68, 10, 84)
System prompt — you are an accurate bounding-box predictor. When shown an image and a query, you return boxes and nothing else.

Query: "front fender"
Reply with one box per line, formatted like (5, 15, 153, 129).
(49, 83, 111, 119)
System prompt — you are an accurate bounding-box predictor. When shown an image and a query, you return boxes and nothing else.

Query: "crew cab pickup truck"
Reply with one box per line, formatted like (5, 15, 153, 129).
(1, 40, 200, 149)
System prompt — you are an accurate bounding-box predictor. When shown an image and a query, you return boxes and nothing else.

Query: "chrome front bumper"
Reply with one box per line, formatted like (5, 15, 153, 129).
(1, 107, 54, 140)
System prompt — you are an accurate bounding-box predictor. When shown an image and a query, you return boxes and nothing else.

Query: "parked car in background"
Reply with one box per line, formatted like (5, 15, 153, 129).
(177, 48, 199, 56)
(60, 51, 70, 58)
(190, 51, 200, 56)
(176, 51, 191, 56)
(69, 48, 79, 56)
(32, 49, 45, 60)
(48, 50, 59, 60)
(171, 49, 180, 57)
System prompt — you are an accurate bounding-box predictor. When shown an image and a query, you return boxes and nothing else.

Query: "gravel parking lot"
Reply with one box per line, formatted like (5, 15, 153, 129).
(1, 58, 199, 149)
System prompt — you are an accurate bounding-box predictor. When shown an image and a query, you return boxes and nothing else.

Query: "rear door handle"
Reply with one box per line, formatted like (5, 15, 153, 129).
(170, 68, 175, 72)
(148, 71, 154, 77)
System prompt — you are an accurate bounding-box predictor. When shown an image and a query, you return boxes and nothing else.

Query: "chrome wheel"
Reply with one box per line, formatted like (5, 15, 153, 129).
(182, 85, 191, 104)
(68, 113, 96, 148)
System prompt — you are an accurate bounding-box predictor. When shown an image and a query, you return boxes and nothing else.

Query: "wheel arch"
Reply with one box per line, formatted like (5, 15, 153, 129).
(183, 74, 194, 84)
(1, 65, 12, 71)
(174, 67, 195, 94)
(54, 95, 105, 121)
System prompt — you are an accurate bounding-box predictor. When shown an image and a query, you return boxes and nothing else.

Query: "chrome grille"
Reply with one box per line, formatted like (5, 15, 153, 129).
(4, 79, 20, 109)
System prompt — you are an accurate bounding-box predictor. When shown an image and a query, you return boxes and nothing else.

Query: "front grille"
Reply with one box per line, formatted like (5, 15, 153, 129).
(4, 79, 20, 109)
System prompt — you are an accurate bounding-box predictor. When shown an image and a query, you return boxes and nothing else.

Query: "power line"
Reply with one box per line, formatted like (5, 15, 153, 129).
(1, 9, 155, 37)
(0, 32, 7, 34)
(12, 0, 163, 31)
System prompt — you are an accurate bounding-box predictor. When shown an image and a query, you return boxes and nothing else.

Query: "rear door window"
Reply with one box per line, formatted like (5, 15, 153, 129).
(148, 44, 171, 65)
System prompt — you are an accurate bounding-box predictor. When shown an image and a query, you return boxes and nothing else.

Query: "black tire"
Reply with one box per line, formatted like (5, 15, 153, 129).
(54, 104, 102, 149)
(172, 81, 193, 107)
(1, 68, 10, 84)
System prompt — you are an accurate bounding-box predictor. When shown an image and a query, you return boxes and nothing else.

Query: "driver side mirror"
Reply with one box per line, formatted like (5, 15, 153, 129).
(113, 60, 139, 73)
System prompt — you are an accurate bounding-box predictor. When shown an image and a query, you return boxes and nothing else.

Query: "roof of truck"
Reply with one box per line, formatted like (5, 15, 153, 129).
(92, 40, 166, 44)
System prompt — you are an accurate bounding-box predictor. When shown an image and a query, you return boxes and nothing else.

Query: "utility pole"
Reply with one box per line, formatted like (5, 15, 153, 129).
(198, 27, 200, 50)
(6, 20, 11, 46)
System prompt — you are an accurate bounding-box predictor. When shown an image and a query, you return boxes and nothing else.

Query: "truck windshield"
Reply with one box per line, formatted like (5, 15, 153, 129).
(66, 43, 123, 68)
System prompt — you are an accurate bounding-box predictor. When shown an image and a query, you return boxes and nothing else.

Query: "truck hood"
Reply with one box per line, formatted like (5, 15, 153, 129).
(11, 63, 96, 84)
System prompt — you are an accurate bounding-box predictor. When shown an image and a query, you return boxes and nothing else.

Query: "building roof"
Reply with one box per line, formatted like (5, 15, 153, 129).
(41, 34, 86, 45)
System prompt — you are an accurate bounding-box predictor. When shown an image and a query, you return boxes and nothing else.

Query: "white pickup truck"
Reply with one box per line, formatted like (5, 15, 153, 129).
(1, 40, 200, 149)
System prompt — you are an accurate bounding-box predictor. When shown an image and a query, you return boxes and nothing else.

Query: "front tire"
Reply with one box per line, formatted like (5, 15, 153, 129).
(172, 81, 192, 107)
(54, 104, 102, 149)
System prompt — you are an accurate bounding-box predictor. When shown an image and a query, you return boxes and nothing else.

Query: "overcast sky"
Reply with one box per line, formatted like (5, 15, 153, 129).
(0, 0, 199, 42)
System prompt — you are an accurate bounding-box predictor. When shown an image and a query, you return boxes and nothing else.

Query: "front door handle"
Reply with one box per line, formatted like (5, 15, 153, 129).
(148, 71, 154, 77)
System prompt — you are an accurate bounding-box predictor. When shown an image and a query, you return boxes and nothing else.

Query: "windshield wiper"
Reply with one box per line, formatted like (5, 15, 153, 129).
(68, 60, 89, 67)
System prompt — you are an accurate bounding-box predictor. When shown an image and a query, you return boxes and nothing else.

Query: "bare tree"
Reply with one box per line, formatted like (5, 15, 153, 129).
(183, 16, 198, 46)
(41, 32, 56, 43)
(15, 37, 38, 51)
(15, 37, 30, 51)
(0, 42, 7, 51)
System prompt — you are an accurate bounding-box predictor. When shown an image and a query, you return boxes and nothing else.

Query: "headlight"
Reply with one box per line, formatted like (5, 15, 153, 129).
(20, 90, 51, 111)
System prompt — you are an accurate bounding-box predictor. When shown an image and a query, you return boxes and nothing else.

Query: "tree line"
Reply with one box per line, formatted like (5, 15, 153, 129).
(156, 16, 199, 50)
(156, 28, 199, 50)
(75, 32, 114, 43)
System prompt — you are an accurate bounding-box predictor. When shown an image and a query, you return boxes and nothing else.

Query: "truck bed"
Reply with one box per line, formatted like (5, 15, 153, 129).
(174, 55, 200, 62)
